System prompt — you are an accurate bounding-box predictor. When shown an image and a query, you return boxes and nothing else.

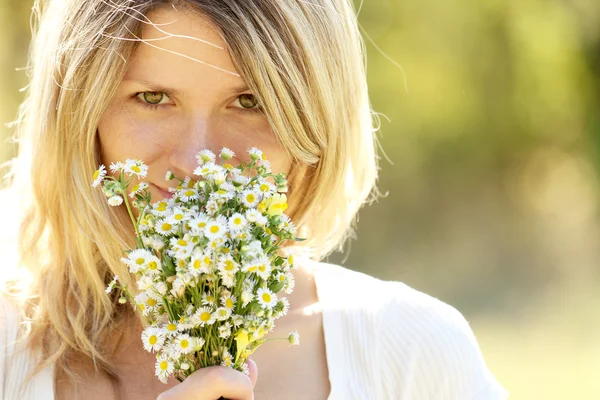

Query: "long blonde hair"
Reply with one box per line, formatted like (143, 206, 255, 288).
(2, 0, 382, 390)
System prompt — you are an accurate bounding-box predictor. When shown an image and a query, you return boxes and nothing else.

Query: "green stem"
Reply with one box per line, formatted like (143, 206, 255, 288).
(122, 193, 141, 240)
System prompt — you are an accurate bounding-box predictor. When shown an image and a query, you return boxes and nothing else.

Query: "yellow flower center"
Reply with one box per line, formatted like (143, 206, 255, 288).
(258, 264, 267, 272)
(262, 293, 271, 302)
(177, 239, 187, 246)
(160, 361, 168, 371)
(225, 299, 233, 308)
(246, 193, 255, 203)
(147, 298, 157, 307)
(93, 170, 100, 180)
(200, 312, 211, 322)
(260, 184, 269, 192)
(210, 225, 220, 233)
(174, 214, 184, 221)
(131, 184, 139, 193)
(234, 217, 241, 225)
(180, 339, 189, 349)
(136, 258, 145, 265)
(157, 206, 167, 212)
(148, 261, 157, 270)
(131, 165, 141, 173)
(185, 190, 195, 196)
(167, 323, 177, 331)
(149, 335, 157, 345)
(193, 259, 201, 269)
(224, 260, 235, 271)
(161, 223, 172, 231)
(197, 222, 206, 228)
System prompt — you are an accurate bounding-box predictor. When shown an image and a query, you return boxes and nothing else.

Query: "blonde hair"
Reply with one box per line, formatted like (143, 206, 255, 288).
(2, 0, 382, 392)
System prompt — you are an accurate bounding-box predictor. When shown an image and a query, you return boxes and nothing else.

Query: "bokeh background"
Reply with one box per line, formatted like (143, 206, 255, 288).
(2, 1, 599, 398)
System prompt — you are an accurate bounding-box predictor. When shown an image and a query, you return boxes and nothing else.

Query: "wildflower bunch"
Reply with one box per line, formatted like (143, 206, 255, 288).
(93, 147, 302, 383)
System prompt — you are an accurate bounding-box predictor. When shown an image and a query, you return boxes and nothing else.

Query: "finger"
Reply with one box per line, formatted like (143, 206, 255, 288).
(246, 357, 258, 388)
(156, 365, 253, 400)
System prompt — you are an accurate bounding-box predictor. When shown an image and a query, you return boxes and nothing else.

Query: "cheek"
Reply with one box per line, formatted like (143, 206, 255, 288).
(97, 107, 176, 166)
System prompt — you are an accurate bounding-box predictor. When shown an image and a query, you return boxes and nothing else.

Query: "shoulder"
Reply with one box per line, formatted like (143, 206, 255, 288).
(313, 260, 510, 399)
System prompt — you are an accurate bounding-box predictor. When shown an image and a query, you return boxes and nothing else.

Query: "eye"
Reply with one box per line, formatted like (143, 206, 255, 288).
(234, 94, 263, 115)
(134, 91, 172, 109)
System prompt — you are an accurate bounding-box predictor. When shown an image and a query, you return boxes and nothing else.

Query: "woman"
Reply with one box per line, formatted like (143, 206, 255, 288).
(0, 0, 509, 399)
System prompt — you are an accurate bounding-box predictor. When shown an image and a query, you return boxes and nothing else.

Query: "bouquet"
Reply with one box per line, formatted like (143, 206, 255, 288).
(93, 147, 302, 385)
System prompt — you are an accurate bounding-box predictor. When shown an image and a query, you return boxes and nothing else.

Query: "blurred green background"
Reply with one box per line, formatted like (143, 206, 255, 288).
(2, 1, 599, 398)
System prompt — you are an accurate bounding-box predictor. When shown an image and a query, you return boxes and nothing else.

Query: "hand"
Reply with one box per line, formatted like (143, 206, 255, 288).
(156, 358, 258, 400)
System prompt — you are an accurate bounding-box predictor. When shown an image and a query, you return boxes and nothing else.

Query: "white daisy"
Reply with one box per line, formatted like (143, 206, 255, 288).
(141, 327, 165, 352)
(231, 173, 250, 186)
(178, 187, 199, 202)
(220, 293, 237, 310)
(215, 306, 232, 321)
(193, 336, 206, 351)
(257, 287, 277, 309)
(92, 165, 107, 188)
(219, 147, 235, 160)
(220, 348, 234, 367)
(165, 206, 189, 226)
(228, 213, 247, 232)
(196, 149, 216, 165)
(107, 195, 123, 207)
(109, 161, 124, 173)
(241, 189, 260, 208)
(201, 292, 217, 307)
(284, 271, 296, 294)
(218, 322, 232, 339)
(123, 159, 149, 178)
(174, 334, 194, 355)
(248, 147, 263, 161)
(195, 306, 216, 327)
(121, 249, 154, 273)
(254, 257, 272, 280)
(155, 218, 178, 236)
(288, 330, 300, 346)
(128, 181, 148, 198)
(241, 290, 254, 308)
(155, 355, 174, 383)
(105, 275, 118, 294)
(204, 216, 228, 240)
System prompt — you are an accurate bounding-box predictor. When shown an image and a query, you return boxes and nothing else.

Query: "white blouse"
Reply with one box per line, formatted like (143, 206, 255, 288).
(1, 260, 509, 399)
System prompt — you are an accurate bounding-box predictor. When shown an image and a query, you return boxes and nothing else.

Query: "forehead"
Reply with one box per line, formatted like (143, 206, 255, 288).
(124, 7, 241, 83)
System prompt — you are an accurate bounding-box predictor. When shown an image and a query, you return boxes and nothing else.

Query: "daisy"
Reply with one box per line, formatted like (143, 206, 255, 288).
(141, 327, 165, 352)
(165, 206, 189, 226)
(257, 287, 277, 309)
(215, 306, 232, 321)
(178, 187, 199, 202)
(91, 165, 106, 188)
(107, 195, 123, 207)
(276, 297, 290, 317)
(218, 322, 233, 339)
(220, 348, 234, 368)
(124, 159, 149, 178)
(217, 255, 239, 275)
(196, 149, 216, 164)
(284, 271, 296, 294)
(205, 199, 220, 216)
(109, 161, 124, 173)
(256, 179, 276, 198)
(231, 173, 250, 187)
(174, 334, 194, 355)
(155, 355, 175, 383)
(195, 306, 216, 327)
(201, 292, 217, 307)
(128, 182, 148, 198)
(121, 249, 154, 273)
(219, 147, 235, 160)
(220, 293, 237, 310)
(241, 290, 254, 308)
(204, 216, 228, 240)
(288, 330, 300, 346)
(248, 147, 263, 161)
(228, 213, 247, 232)
(105, 275, 118, 294)
(193, 336, 206, 351)
(155, 218, 178, 236)
(241, 189, 260, 208)
(254, 257, 272, 280)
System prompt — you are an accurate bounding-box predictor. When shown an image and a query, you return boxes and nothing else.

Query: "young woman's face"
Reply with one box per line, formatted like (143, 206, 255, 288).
(97, 8, 292, 200)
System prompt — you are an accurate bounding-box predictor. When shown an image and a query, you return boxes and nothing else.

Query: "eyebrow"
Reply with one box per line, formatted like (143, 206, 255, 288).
(123, 78, 250, 96)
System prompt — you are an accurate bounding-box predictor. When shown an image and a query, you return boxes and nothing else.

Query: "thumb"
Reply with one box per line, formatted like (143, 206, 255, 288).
(246, 357, 258, 388)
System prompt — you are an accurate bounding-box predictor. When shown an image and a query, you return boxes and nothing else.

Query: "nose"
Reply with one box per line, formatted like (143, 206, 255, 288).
(168, 114, 221, 178)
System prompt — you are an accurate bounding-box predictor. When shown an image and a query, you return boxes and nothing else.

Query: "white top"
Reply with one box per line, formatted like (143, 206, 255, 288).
(0, 261, 510, 399)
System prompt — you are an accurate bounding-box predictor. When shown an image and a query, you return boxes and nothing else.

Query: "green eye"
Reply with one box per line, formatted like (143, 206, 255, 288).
(238, 94, 258, 109)
(143, 92, 165, 104)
